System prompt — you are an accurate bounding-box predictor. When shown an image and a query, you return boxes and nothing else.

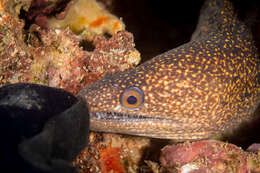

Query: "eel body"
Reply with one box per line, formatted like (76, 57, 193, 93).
(78, 0, 260, 140)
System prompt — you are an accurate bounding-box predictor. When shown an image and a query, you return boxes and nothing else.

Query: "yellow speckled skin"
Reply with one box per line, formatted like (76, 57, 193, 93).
(78, 0, 260, 140)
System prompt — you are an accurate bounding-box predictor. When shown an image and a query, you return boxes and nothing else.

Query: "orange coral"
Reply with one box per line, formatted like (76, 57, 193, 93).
(89, 16, 109, 28)
(100, 147, 125, 173)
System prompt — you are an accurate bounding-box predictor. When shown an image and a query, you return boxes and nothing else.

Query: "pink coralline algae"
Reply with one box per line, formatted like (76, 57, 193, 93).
(160, 140, 260, 173)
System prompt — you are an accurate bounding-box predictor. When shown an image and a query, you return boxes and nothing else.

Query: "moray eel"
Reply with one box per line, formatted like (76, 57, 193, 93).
(78, 0, 260, 140)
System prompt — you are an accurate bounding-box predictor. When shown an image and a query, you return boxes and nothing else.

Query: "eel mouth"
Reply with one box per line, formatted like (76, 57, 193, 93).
(88, 111, 217, 140)
(89, 111, 167, 122)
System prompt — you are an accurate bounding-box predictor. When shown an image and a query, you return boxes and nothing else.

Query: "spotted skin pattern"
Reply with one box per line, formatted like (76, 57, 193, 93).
(78, 0, 260, 140)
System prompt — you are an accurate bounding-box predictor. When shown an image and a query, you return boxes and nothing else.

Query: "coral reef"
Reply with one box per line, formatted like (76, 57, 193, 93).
(0, 7, 32, 85)
(26, 27, 140, 94)
(72, 133, 151, 173)
(160, 140, 260, 173)
(0, 0, 140, 94)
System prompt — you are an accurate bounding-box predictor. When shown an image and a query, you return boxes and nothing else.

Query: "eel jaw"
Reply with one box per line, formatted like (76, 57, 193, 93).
(90, 111, 164, 122)
(89, 111, 217, 140)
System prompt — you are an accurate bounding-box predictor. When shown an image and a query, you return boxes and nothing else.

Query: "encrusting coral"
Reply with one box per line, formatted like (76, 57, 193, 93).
(47, 0, 125, 35)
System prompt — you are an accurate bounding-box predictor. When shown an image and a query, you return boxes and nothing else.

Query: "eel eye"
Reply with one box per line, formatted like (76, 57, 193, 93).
(120, 87, 144, 110)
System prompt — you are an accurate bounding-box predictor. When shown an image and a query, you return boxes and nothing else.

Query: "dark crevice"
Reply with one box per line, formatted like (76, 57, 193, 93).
(79, 40, 96, 52)
(139, 138, 170, 168)
(19, 9, 32, 30)
(103, 32, 112, 39)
